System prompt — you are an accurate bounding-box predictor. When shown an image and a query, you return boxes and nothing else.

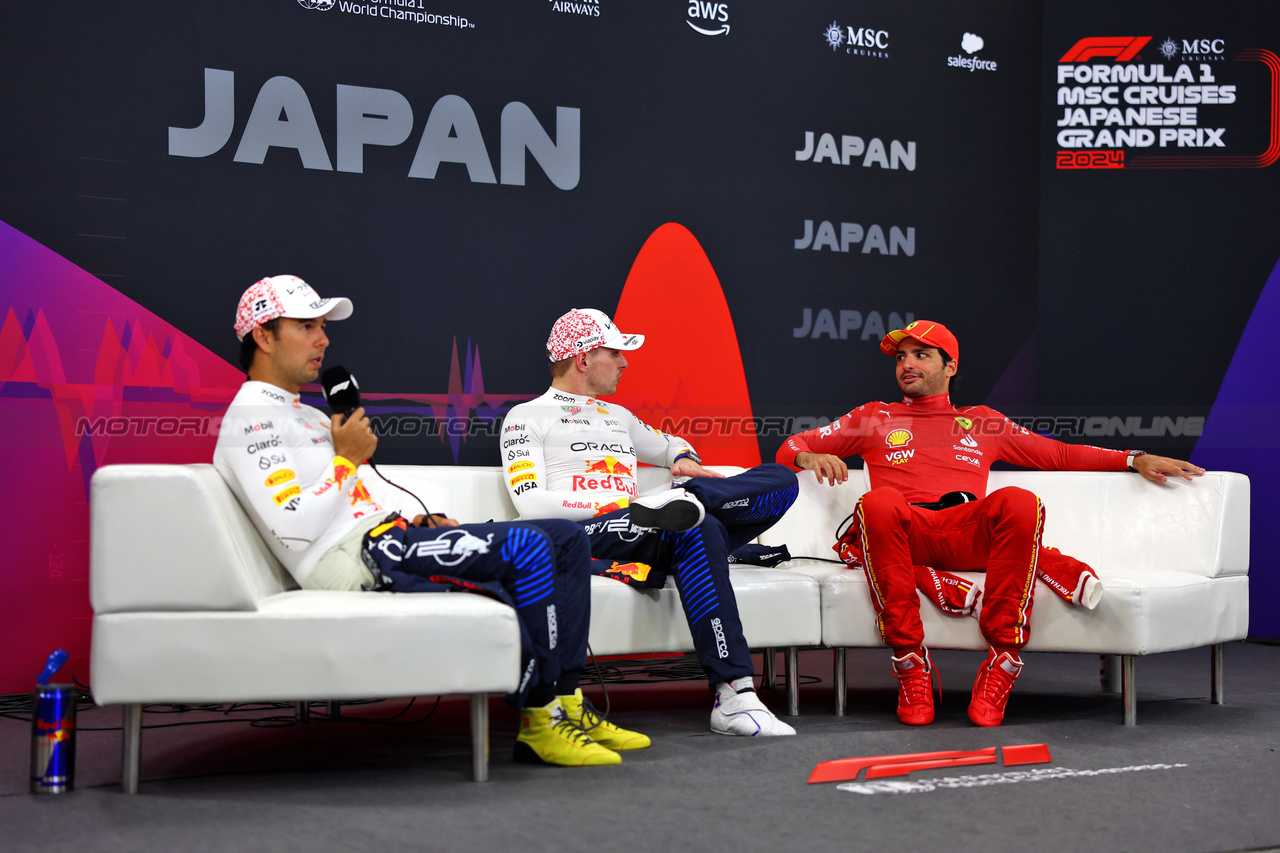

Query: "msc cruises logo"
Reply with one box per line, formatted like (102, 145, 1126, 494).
(824, 20, 889, 58)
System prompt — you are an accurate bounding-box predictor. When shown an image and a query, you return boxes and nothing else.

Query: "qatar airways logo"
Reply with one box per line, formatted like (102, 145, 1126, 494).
(169, 68, 580, 189)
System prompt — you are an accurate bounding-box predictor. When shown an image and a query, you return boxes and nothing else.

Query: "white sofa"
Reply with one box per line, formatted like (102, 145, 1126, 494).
(759, 468, 1251, 724)
(89, 463, 820, 793)
(91, 461, 1245, 794)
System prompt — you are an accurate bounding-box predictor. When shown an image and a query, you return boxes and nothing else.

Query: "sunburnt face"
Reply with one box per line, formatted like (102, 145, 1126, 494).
(895, 338, 955, 398)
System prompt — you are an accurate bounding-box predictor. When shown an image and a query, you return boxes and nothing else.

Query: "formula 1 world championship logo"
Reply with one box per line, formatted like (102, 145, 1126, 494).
(298, 0, 335, 9)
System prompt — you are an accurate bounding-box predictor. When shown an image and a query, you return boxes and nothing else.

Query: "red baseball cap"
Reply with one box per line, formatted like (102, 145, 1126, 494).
(880, 320, 959, 360)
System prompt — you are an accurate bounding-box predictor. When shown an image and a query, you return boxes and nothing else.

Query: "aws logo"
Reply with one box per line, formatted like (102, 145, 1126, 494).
(687, 1, 729, 36)
(885, 428, 913, 448)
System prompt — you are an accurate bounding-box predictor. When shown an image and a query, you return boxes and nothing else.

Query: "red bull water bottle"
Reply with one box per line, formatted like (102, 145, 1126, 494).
(31, 649, 76, 794)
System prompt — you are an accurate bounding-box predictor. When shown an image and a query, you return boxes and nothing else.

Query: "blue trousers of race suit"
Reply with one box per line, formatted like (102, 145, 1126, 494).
(362, 518, 590, 708)
(582, 463, 799, 688)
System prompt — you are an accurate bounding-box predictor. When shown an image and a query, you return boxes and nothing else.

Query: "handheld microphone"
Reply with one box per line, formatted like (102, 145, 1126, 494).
(319, 365, 441, 525)
(321, 366, 361, 419)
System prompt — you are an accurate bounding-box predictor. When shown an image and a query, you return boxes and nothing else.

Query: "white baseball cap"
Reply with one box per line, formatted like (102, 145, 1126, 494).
(234, 275, 354, 340)
(546, 308, 645, 362)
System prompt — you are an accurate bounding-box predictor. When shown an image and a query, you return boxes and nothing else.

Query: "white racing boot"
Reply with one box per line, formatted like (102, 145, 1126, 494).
(630, 488, 705, 533)
(710, 680, 796, 736)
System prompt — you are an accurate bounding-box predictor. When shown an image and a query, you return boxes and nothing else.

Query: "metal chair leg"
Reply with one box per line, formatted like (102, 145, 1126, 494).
(470, 694, 489, 782)
(762, 647, 777, 689)
(121, 704, 142, 794)
(1122, 655, 1137, 726)
(833, 648, 847, 716)
(785, 647, 799, 716)
(1211, 643, 1225, 705)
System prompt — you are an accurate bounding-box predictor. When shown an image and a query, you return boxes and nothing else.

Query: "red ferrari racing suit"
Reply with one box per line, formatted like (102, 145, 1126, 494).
(777, 393, 1128, 650)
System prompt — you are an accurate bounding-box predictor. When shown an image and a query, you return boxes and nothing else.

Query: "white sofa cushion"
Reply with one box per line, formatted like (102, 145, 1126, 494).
(587, 566, 822, 656)
(803, 559, 1249, 654)
(91, 590, 521, 705)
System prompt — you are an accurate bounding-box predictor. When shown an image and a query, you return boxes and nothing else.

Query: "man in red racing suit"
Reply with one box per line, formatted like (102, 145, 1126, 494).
(777, 320, 1203, 727)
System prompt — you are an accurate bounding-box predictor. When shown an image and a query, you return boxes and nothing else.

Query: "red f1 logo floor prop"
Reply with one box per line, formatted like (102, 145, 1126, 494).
(808, 744, 1052, 784)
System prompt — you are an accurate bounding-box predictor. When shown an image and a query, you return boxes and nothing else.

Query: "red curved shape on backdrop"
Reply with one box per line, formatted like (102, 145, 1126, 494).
(609, 223, 761, 467)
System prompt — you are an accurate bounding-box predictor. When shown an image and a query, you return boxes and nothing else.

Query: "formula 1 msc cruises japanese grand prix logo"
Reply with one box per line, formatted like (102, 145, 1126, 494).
(1054, 35, 1280, 171)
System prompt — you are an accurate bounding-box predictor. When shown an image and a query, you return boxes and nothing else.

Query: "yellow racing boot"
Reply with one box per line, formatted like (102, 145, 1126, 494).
(559, 689, 651, 750)
(514, 701, 621, 766)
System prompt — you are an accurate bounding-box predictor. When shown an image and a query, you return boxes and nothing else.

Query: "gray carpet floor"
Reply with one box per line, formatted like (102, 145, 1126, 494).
(3, 642, 1279, 853)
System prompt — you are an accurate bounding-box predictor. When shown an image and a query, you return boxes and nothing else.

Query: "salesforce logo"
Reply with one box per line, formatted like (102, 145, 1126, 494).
(298, 0, 335, 10)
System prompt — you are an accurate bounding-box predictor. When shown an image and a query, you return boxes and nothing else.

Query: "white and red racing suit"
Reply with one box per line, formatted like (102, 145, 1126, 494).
(778, 393, 1128, 650)
(214, 380, 595, 707)
(500, 387, 696, 520)
(213, 380, 382, 586)
(502, 387, 800, 687)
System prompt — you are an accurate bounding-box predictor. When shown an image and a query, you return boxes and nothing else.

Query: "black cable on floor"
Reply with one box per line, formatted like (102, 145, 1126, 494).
(577, 652, 821, 686)
(1, 691, 445, 731)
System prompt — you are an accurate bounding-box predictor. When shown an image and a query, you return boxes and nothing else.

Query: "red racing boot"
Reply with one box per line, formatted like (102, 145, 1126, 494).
(969, 647, 1023, 727)
(891, 648, 936, 725)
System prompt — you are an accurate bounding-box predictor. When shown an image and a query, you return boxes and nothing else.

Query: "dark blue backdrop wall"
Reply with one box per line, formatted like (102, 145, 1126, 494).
(1, 0, 1276, 693)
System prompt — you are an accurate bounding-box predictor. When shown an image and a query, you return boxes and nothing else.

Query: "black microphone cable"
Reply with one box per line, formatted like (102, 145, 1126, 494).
(320, 365, 446, 528)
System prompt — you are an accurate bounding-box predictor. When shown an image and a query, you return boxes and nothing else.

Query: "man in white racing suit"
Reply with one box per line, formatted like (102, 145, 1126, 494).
(213, 276, 648, 766)
(502, 308, 800, 737)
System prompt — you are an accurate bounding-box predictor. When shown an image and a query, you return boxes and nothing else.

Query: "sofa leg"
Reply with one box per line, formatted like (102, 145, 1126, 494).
(1099, 654, 1122, 693)
(1211, 643, 1225, 705)
(121, 704, 142, 794)
(1121, 655, 1137, 726)
(295, 701, 310, 724)
(785, 647, 799, 716)
(833, 648, 847, 717)
(470, 693, 489, 782)
(762, 647, 777, 689)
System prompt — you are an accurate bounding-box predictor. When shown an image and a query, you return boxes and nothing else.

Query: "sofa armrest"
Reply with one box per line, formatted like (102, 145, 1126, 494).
(91, 464, 293, 614)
